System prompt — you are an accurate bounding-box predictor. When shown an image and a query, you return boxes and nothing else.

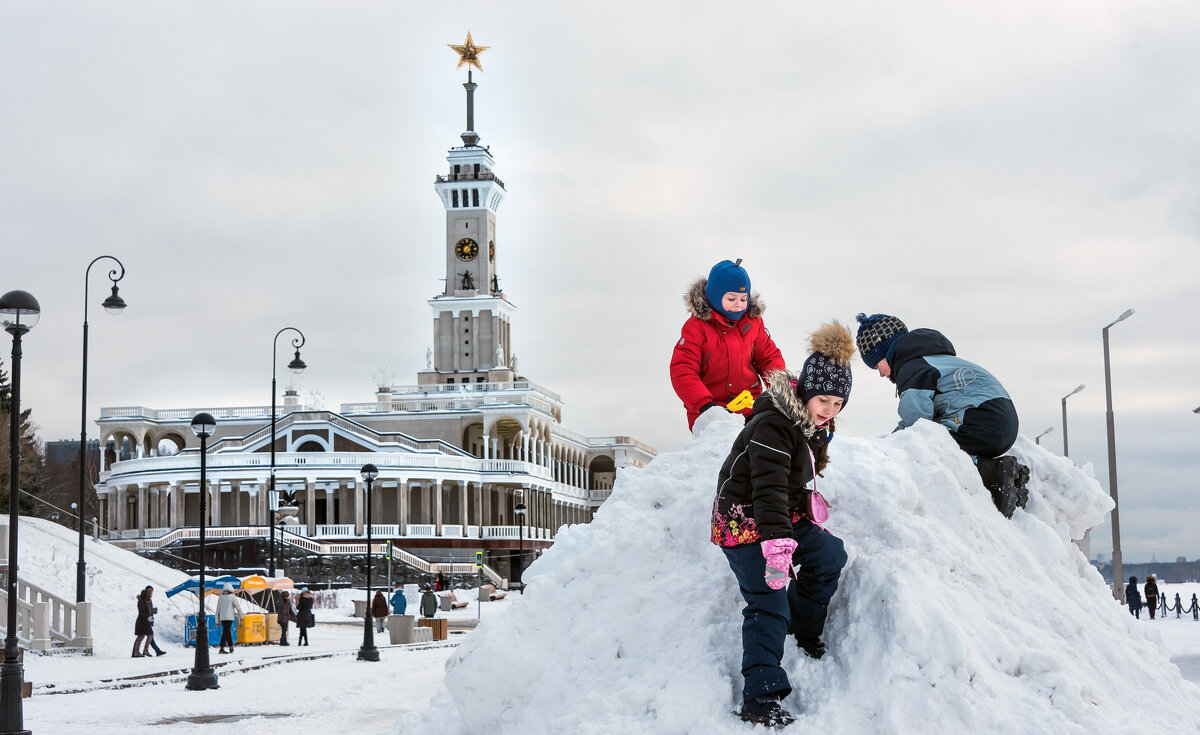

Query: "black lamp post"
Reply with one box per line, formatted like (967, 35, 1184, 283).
(186, 412, 219, 691)
(514, 489, 527, 590)
(357, 463, 380, 662)
(1, 289, 39, 735)
(78, 256, 126, 604)
(1103, 308, 1134, 602)
(269, 328, 306, 578)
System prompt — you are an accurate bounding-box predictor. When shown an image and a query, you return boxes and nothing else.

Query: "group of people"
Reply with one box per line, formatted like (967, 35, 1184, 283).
(1126, 575, 1160, 619)
(671, 259, 1034, 727)
(133, 584, 317, 656)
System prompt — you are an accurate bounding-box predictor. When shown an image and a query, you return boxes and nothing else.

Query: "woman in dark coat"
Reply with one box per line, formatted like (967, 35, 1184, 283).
(296, 588, 315, 646)
(1126, 576, 1143, 618)
(133, 589, 153, 657)
(1145, 575, 1160, 620)
(277, 591, 298, 646)
(372, 590, 390, 633)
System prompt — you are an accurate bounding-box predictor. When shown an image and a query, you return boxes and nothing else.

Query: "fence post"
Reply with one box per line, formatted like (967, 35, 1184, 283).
(75, 601, 94, 652)
(31, 600, 52, 651)
(1177, 593, 1183, 619)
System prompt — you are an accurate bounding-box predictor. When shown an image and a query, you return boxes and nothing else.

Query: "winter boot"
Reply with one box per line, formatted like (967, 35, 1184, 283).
(978, 456, 1029, 519)
(795, 635, 826, 660)
(739, 696, 796, 728)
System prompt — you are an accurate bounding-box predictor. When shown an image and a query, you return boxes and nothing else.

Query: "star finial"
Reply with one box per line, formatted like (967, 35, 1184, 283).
(449, 32, 489, 72)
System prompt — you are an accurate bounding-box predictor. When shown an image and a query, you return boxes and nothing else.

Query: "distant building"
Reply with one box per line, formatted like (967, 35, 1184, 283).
(44, 439, 100, 468)
(92, 49, 655, 582)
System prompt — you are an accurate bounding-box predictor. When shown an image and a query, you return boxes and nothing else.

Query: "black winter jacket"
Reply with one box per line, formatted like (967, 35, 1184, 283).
(710, 370, 826, 547)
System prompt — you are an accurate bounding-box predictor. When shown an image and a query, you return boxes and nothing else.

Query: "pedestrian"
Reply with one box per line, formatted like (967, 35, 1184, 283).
(711, 322, 853, 728)
(1126, 576, 1143, 618)
(1145, 575, 1159, 620)
(420, 587, 438, 618)
(216, 583, 244, 654)
(372, 590, 390, 633)
(296, 588, 315, 646)
(670, 259, 786, 431)
(435, 572, 446, 592)
(389, 587, 408, 616)
(854, 313, 1031, 518)
(141, 586, 167, 656)
(132, 586, 166, 657)
(277, 590, 298, 646)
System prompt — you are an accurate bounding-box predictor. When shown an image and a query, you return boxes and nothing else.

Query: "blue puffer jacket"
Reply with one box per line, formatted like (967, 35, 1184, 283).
(888, 329, 1012, 434)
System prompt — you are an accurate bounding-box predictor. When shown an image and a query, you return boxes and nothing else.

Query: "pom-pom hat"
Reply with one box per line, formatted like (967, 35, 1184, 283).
(855, 312, 908, 368)
(797, 321, 855, 409)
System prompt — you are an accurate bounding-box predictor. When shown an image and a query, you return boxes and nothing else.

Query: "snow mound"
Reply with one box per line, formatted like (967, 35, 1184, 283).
(4, 517, 191, 655)
(401, 415, 1200, 734)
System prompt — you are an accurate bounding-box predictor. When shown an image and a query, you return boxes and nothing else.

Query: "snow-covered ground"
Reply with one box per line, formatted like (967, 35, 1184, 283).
(10, 418, 1200, 734)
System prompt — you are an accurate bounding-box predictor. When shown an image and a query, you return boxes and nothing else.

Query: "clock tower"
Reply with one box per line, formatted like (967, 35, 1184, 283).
(421, 34, 515, 386)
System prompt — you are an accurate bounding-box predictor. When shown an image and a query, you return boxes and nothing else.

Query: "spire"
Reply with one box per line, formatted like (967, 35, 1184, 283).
(449, 32, 489, 147)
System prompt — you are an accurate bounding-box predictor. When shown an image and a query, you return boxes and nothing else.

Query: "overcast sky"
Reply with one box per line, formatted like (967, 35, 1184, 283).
(2, 2, 1198, 563)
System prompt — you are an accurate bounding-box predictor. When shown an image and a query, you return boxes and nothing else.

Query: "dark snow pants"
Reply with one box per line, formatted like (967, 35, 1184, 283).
(951, 397, 1019, 459)
(723, 520, 847, 703)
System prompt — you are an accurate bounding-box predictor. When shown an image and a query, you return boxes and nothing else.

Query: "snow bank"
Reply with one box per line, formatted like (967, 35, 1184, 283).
(401, 415, 1200, 734)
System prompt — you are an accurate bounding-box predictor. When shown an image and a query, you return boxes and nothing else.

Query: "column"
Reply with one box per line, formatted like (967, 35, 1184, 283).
(473, 482, 484, 537)
(482, 483, 493, 529)
(458, 482, 468, 532)
(398, 479, 409, 536)
(137, 484, 148, 535)
(482, 433, 490, 460)
(305, 480, 317, 536)
(171, 483, 184, 531)
(434, 480, 444, 536)
(353, 478, 364, 536)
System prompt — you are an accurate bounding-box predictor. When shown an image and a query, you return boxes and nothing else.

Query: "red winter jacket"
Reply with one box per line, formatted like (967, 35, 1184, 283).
(670, 278, 785, 429)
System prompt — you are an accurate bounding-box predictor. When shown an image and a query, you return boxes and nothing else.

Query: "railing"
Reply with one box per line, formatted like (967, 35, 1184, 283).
(316, 524, 354, 537)
(0, 576, 92, 651)
(100, 404, 306, 422)
(407, 524, 435, 537)
(441, 525, 464, 538)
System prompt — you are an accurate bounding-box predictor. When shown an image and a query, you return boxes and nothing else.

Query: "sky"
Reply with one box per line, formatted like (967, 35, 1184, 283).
(1, 1, 1198, 562)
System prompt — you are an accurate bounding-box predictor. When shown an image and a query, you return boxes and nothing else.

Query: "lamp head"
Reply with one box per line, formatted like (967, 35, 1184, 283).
(0, 290, 41, 334)
(288, 349, 307, 374)
(1194, 406, 1200, 415)
(1068, 384, 1086, 398)
(102, 284, 127, 315)
(190, 412, 217, 438)
(360, 463, 379, 482)
(514, 502, 526, 516)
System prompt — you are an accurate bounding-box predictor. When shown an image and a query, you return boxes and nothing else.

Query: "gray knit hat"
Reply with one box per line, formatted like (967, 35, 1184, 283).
(855, 313, 908, 368)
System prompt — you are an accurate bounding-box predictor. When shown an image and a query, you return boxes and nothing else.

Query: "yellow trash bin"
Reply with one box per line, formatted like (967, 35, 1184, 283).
(266, 616, 282, 643)
(239, 613, 266, 644)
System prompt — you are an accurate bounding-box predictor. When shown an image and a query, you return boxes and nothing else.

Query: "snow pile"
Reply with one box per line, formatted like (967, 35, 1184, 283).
(3, 517, 191, 655)
(401, 414, 1200, 734)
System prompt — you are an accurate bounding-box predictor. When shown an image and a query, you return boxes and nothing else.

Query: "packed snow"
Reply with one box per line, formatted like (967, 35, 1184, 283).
(400, 413, 1200, 734)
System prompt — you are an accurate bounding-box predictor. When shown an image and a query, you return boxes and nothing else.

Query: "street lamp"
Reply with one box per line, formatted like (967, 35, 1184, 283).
(78, 256, 127, 605)
(1, 289, 39, 735)
(357, 463, 380, 662)
(1103, 308, 1134, 602)
(514, 489, 527, 591)
(186, 412, 219, 691)
(1034, 427, 1054, 445)
(1061, 384, 1086, 457)
(1193, 407, 1200, 415)
(269, 328, 306, 578)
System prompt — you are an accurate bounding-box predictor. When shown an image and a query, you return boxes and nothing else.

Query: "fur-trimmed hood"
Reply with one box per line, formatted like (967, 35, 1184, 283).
(684, 277, 765, 322)
(757, 369, 817, 438)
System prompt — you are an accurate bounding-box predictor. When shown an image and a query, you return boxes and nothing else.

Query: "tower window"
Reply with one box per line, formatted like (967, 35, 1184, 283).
(454, 164, 461, 176)
(473, 163, 480, 176)
(461, 189, 468, 205)
(472, 189, 479, 207)
(451, 190, 459, 207)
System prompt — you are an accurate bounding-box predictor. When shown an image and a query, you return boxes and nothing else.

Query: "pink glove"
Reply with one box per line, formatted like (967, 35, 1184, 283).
(761, 537, 798, 590)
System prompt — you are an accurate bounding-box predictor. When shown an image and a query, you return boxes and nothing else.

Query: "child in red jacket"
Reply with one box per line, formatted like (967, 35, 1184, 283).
(670, 259, 785, 430)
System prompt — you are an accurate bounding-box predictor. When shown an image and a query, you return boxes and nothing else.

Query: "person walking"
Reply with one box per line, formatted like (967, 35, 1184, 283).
(296, 588, 315, 646)
(389, 587, 407, 617)
(1145, 575, 1160, 620)
(372, 590, 390, 633)
(141, 586, 167, 656)
(1126, 576, 1143, 618)
(132, 587, 157, 657)
(216, 583, 244, 654)
(278, 590, 298, 646)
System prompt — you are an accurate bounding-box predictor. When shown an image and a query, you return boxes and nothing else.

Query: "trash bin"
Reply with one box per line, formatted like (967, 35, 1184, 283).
(184, 615, 221, 647)
(388, 615, 417, 644)
(239, 613, 266, 644)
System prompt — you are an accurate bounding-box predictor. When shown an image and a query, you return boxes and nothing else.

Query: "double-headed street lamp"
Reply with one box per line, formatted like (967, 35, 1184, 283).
(1034, 427, 1054, 446)
(1, 290, 40, 735)
(78, 256, 127, 604)
(514, 489, 527, 590)
(1061, 384, 1086, 458)
(269, 328, 306, 578)
(1103, 308, 1134, 602)
(358, 464, 380, 662)
(186, 412, 219, 691)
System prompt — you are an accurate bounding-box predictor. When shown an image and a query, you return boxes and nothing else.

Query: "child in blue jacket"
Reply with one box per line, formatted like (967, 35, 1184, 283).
(854, 312, 1030, 517)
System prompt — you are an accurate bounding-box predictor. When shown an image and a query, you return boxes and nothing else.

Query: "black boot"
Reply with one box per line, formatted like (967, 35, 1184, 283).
(739, 696, 796, 727)
(795, 636, 826, 660)
(978, 456, 1029, 518)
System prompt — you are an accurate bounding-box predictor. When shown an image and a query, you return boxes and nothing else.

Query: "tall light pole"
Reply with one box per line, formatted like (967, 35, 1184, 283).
(186, 412, 219, 691)
(1103, 308, 1134, 602)
(514, 489, 527, 591)
(1061, 384, 1085, 458)
(1, 290, 40, 735)
(1034, 427, 1054, 446)
(357, 464, 380, 662)
(78, 256, 127, 604)
(269, 328, 306, 578)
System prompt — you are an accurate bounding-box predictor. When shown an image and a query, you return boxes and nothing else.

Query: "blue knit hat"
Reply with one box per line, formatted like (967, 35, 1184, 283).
(855, 313, 908, 368)
(704, 259, 751, 322)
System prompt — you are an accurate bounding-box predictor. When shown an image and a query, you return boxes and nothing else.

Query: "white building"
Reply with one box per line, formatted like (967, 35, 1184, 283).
(93, 49, 655, 579)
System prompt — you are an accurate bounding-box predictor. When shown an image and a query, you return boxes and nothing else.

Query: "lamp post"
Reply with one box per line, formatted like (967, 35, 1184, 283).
(1034, 427, 1054, 446)
(186, 412, 219, 691)
(1, 289, 40, 735)
(1061, 384, 1086, 458)
(1103, 308, 1134, 602)
(514, 489, 527, 590)
(269, 328, 306, 578)
(78, 257, 126, 605)
(357, 463, 380, 662)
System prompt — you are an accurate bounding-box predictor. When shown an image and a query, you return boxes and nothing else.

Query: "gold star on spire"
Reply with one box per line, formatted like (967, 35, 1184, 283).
(449, 32, 489, 72)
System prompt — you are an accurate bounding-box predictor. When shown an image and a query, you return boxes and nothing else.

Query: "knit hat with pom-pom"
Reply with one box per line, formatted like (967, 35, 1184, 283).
(797, 321, 856, 408)
(855, 312, 908, 369)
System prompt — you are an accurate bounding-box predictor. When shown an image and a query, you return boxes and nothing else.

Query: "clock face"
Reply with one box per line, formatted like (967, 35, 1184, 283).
(455, 237, 479, 261)
(489, 241, 495, 262)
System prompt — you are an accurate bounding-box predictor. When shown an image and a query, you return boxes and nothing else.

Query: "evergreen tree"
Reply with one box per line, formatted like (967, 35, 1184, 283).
(0, 357, 46, 515)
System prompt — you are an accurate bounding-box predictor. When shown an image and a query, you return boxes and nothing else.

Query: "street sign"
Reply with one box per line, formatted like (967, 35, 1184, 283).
(475, 551, 483, 570)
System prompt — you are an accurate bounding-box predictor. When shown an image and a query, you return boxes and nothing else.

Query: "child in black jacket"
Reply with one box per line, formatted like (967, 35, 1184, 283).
(711, 322, 854, 728)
